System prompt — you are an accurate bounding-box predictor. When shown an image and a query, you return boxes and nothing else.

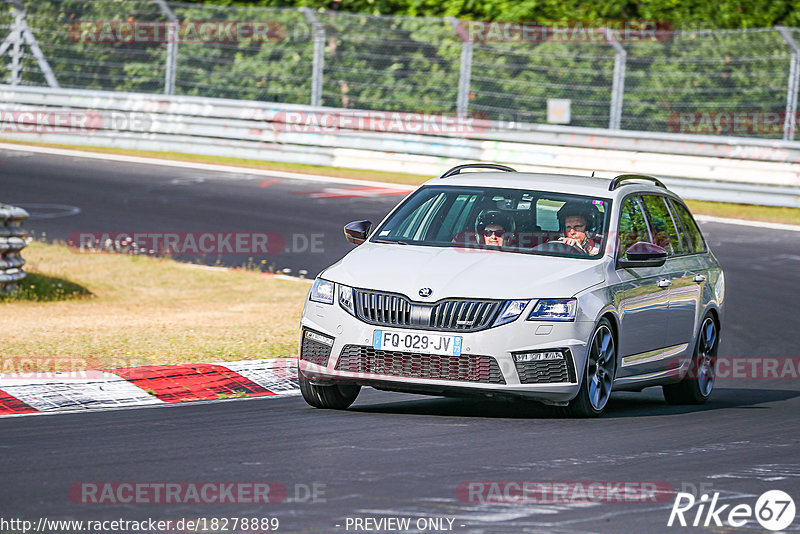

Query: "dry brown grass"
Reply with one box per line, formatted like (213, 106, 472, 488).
(0, 242, 309, 373)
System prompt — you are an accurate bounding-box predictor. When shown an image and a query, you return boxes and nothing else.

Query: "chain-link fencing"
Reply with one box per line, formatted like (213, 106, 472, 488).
(1, 0, 799, 140)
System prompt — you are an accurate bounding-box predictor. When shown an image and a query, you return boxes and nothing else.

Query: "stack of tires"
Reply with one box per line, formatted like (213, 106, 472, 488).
(0, 203, 29, 294)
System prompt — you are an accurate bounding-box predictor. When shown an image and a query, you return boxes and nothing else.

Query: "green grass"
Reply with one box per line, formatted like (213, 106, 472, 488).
(1, 272, 93, 302)
(0, 242, 309, 372)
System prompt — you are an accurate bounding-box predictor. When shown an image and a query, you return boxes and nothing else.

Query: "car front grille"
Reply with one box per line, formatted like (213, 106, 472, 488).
(335, 345, 506, 384)
(514, 353, 577, 384)
(300, 328, 333, 367)
(353, 289, 501, 332)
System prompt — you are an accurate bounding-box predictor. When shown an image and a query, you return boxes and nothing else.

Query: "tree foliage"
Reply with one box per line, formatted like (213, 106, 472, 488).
(186, 0, 800, 30)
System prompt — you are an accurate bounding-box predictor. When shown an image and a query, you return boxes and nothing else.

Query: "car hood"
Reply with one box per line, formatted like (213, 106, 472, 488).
(322, 242, 606, 300)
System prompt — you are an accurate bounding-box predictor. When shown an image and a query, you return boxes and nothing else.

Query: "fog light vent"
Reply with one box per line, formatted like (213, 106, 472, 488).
(514, 351, 564, 363)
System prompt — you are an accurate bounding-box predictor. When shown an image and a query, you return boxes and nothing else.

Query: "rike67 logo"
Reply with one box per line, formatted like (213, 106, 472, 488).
(668, 490, 796, 531)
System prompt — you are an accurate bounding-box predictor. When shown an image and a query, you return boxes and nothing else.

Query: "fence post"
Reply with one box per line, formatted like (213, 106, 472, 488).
(301, 8, 325, 107)
(776, 27, 799, 141)
(607, 28, 627, 130)
(9, 8, 23, 86)
(447, 17, 472, 117)
(153, 0, 178, 95)
(1, 2, 59, 87)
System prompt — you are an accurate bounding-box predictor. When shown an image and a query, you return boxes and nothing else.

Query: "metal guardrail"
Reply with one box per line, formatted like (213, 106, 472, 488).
(0, 203, 28, 294)
(0, 85, 799, 207)
(2, 1, 800, 141)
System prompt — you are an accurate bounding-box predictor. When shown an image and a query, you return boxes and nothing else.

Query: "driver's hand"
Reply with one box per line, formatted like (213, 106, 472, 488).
(558, 237, 581, 248)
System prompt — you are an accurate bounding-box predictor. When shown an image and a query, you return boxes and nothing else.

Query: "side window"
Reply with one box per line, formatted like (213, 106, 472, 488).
(618, 196, 651, 258)
(641, 195, 682, 256)
(669, 199, 707, 254)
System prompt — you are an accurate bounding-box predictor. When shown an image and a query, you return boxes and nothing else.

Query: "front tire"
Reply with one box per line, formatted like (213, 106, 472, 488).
(663, 314, 718, 405)
(299, 370, 361, 410)
(564, 318, 616, 418)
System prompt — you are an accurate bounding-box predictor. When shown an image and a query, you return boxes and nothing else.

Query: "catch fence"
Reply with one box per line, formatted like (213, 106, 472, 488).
(1, 1, 799, 140)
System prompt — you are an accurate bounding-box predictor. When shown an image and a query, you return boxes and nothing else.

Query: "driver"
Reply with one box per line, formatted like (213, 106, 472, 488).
(556, 202, 601, 256)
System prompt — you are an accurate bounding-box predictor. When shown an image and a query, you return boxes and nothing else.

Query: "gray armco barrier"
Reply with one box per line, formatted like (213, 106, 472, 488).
(0, 203, 28, 294)
(1, 85, 799, 207)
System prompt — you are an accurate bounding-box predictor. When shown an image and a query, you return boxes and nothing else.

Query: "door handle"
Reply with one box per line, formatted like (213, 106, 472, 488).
(657, 279, 672, 288)
(693, 274, 706, 283)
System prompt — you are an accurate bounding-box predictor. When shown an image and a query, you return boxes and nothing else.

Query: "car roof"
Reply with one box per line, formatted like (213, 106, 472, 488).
(423, 171, 676, 200)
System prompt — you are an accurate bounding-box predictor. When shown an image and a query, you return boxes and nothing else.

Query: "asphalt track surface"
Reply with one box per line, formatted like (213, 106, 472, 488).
(2, 147, 800, 533)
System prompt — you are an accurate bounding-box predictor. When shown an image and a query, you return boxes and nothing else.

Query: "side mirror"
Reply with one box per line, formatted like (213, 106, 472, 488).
(344, 220, 372, 245)
(617, 242, 667, 269)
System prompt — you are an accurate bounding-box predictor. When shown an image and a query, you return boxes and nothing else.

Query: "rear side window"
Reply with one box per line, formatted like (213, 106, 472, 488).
(669, 200, 707, 254)
(641, 195, 682, 256)
(618, 196, 651, 258)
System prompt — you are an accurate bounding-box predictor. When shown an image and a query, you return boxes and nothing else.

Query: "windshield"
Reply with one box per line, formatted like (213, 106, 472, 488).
(372, 186, 611, 259)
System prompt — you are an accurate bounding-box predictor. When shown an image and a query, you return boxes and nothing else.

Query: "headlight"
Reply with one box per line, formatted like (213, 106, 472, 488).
(339, 284, 355, 315)
(527, 298, 577, 322)
(309, 278, 334, 304)
(493, 300, 530, 326)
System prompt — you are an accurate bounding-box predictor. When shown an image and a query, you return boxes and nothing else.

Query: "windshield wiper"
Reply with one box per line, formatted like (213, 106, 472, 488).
(373, 238, 410, 245)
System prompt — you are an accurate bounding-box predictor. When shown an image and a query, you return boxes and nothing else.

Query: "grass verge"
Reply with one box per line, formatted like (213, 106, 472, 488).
(684, 199, 800, 225)
(0, 242, 308, 373)
(2, 138, 799, 224)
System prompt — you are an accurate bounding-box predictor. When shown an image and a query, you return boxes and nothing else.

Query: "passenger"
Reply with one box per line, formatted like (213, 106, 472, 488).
(475, 210, 514, 247)
(556, 202, 601, 256)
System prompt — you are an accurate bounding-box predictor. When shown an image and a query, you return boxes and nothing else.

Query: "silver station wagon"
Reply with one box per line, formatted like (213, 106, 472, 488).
(298, 164, 724, 417)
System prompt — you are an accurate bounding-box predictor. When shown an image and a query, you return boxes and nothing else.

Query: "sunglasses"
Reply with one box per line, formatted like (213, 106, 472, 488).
(483, 229, 505, 237)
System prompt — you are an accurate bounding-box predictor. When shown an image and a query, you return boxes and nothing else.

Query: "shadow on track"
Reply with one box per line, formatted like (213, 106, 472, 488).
(348, 387, 800, 419)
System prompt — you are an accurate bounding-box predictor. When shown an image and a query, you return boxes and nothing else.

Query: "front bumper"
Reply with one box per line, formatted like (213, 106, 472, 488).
(299, 300, 595, 403)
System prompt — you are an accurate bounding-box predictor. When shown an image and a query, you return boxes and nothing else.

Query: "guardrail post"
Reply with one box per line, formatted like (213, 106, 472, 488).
(300, 8, 325, 107)
(447, 17, 472, 117)
(0, 203, 29, 294)
(777, 26, 799, 141)
(153, 0, 178, 95)
(606, 28, 627, 130)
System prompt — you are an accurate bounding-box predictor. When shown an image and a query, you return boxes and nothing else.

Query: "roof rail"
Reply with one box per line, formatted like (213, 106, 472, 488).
(608, 174, 667, 191)
(439, 163, 517, 179)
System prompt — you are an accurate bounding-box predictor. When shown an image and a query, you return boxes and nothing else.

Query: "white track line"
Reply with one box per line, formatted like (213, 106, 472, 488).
(2, 142, 795, 230)
(695, 214, 800, 232)
(0, 142, 416, 190)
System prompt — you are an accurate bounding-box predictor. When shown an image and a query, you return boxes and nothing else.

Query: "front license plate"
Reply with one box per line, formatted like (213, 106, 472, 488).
(373, 330, 462, 356)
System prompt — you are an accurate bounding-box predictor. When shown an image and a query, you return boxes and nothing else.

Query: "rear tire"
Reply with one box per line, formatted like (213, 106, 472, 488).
(663, 314, 718, 405)
(563, 318, 616, 418)
(299, 370, 361, 410)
